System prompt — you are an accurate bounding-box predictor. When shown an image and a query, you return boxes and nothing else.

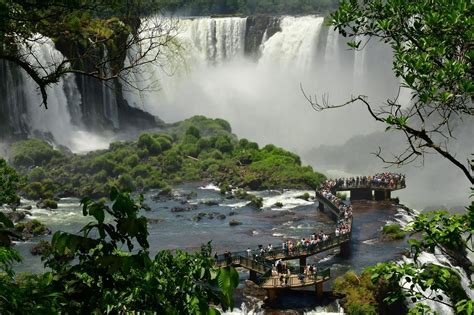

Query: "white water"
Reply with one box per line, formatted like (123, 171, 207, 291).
(125, 15, 397, 151)
(393, 207, 474, 314)
(3, 15, 398, 153)
(5, 36, 111, 152)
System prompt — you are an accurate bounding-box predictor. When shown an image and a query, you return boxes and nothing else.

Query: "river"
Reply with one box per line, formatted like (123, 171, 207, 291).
(12, 182, 408, 313)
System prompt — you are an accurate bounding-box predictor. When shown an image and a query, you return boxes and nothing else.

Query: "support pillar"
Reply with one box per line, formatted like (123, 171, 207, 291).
(350, 188, 373, 201)
(249, 270, 258, 282)
(267, 289, 278, 303)
(339, 241, 352, 258)
(299, 256, 307, 273)
(315, 281, 323, 299)
(374, 190, 392, 201)
(318, 201, 324, 212)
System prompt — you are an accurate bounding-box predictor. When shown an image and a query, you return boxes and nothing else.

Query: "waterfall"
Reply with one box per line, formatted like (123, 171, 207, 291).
(179, 17, 247, 64)
(0, 36, 110, 152)
(258, 16, 324, 71)
(125, 15, 396, 151)
(2, 15, 398, 153)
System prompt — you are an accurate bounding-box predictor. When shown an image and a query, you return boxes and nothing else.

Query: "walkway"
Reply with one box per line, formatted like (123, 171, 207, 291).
(215, 173, 405, 292)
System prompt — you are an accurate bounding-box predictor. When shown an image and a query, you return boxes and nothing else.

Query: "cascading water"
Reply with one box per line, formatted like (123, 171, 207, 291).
(125, 15, 397, 152)
(0, 36, 110, 152)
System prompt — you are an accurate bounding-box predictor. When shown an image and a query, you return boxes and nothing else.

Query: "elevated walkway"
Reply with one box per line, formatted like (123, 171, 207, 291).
(215, 173, 402, 296)
(332, 182, 406, 201)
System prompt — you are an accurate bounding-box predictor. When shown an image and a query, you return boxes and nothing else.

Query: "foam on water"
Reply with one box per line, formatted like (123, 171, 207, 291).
(362, 238, 379, 245)
(256, 190, 315, 210)
(198, 183, 221, 191)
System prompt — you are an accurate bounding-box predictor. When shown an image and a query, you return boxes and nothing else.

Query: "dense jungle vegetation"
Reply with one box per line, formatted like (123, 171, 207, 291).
(9, 116, 325, 202)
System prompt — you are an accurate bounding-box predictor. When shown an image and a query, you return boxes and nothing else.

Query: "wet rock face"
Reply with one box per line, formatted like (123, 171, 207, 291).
(245, 15, 281, 59)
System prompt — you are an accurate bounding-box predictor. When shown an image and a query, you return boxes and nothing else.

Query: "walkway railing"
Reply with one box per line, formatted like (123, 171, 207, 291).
(334, 182, 406, 190)
(259, 268, 331, 288)
(214, 175, 362, 290)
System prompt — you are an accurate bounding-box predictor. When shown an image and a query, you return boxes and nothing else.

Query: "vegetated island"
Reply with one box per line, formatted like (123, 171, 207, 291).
(9, 116, 326, 201)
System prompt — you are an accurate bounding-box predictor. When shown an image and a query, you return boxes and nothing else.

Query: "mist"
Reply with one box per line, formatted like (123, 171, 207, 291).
(124, 16, 399, 150)
(3, 15, 470, 209)
(123, 15, 471, 209)
(301, 124, 473, 210)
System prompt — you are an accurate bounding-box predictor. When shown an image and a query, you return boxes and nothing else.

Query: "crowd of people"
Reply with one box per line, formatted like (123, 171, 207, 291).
(319, 179, 353, 235)
(216, 176, 357, 285)
(333, 172, 405, 189)
(270, 258, 319, 286)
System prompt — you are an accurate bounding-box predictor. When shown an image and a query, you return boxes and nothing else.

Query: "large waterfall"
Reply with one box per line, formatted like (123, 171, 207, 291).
(1, 15, 398, 152)
(125, 15, 398, 152)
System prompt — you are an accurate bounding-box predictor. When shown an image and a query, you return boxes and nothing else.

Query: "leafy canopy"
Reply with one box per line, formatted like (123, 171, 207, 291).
(324, 0, 474, 183)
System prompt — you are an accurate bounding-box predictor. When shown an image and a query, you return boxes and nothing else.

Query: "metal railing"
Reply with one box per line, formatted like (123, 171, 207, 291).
(260, 267, 331, 288)
(315, 191, 342, 218)
(334, 182, 406, 190)
(214, 183, 355, 289)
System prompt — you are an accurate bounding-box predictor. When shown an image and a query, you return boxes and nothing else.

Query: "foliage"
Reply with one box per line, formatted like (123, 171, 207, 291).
(336, 192, 347, 200)
(0, 1, 177, 108)
(15, 219, 46, 235)
(10, 139, 61, 168)
(406, 209, 473, 271)
(323, 0, 474, 184)
(365, 196, 474, 314)
(10, 116, 326, 200)
(333, 270, 405, 315)
(0, 188, 238, 314)
(381, 223, 406, 241)
(0, 158, 21, 206)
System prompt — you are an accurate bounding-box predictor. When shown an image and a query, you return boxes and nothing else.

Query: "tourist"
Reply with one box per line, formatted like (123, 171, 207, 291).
(246, 247, 252, 257)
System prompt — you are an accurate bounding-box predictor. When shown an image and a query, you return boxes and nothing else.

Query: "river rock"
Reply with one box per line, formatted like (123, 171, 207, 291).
(242, 280, 267, 300)
(229, 219, 242, 226)
(30, 240, 53, 256)
(201, 200, 220, 206)
(147, 218, 163, 224)
(4, 210, 31, 223)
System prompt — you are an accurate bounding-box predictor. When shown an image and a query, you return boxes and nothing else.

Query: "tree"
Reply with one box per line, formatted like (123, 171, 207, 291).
(304, 0, 473, 184)
(0, 188, 238, 313)
(0, 0, 178, 108)
(0, 159, 21, 206)
(305, 1, 474, 312)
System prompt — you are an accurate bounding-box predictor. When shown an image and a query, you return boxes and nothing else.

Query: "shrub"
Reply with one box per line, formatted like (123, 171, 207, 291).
(156, 136, 172, 151)
(118, 174, 135, 192)
(131, 165, 151, 178)
(163, 150, 183, 172)
(197, 138, 212, 152)
(138, 133, 154, 149)
(185, 126, 201, 139)
(337, 192, 348, 200)
(10, 139, 62, 167)
(28, 167, 48, 183)
(297, 192, 311, 201)
(181, 143, 199, 158)
(214, 118, 231, 132)
(215, 136, 233, 153)
(381, 224, 405, 240)
(42, 199, 58, 209)
(124, 154, 140, 168)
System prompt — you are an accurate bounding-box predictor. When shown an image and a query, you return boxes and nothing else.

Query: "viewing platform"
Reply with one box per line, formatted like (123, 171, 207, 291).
(331, 174, 406, 201)
(214, 173, 403, 301)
